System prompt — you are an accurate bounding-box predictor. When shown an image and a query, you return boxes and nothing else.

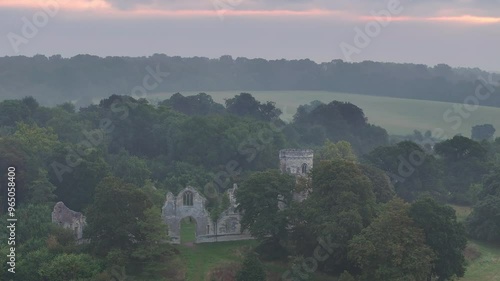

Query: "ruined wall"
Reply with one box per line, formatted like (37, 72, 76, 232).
(162, 185, 249, 244)
(279, 149, 314, 176)
(280, 149, 314, 202)
(162, 186, 212, 244)
(52, 201, 86, 240)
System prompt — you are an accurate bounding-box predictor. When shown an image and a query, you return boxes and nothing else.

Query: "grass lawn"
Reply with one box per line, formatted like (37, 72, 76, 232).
(180, 218, 197, 244)
(175, 205, 500, 280)
(461, 240, 500, 281)
(176, 240, 334, 281)
(450, 204, 473, 223)
(176, 239, 257, 281)
(449, 204, 500, 281)
(176, 220, 333, 281)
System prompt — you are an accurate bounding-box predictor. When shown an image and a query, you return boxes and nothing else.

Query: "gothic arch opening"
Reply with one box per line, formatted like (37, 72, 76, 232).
(301, 163, 308, 174)
(180, 216, 197, 244)
(183, 191, 194, 206)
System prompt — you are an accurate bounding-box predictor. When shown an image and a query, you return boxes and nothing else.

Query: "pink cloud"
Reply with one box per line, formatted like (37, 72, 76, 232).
(1, 0, 499, 24)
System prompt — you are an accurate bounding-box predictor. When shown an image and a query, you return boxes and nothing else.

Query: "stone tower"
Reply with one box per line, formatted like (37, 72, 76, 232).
(279, 149, 314, 177)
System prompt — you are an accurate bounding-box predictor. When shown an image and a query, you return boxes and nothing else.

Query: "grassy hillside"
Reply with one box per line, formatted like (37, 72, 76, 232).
(147, 91, 500, 138)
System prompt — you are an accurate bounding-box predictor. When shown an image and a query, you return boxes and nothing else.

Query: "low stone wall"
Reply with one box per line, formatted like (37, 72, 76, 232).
(196, 233, 255, 244)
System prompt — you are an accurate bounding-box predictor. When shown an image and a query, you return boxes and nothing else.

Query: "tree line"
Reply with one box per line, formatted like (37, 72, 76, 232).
(1, 54, 500, 107)
(0, 92, 499, 280)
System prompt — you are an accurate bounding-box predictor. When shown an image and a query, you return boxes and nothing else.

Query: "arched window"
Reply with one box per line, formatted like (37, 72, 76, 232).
(183, 191, 193, 206)
(301, 163, 308, 174)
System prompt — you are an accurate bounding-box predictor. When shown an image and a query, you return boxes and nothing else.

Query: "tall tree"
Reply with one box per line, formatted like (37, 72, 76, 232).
(365, 141, 444, 202)
(348, 199, 435, 281)
(315, 139, 357, 162)
(85, 177, 161, 257)
(466, 194, 500, 243)
(409, 197, 467, 281)
(290, 160, 377, 273)
(435, 136, 488, 204)
(471, 124, 496, 141)
(236, 170, 295, 245)
(225, 93, 282, 121)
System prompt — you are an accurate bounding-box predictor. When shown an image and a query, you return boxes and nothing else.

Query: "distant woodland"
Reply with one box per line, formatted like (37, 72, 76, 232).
(1, 54, 499, 107)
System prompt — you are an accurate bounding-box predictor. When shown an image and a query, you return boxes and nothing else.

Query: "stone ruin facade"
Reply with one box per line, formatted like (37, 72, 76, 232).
(52, 149, 314, 244)
(280, 149, 314, 202)
(162, 184, 252, 244)
(52, 201, 86, 240)
(279, 149, 314, 176)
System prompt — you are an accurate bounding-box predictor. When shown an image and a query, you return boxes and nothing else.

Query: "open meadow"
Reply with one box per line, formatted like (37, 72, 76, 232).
(148, 91, 500, 138)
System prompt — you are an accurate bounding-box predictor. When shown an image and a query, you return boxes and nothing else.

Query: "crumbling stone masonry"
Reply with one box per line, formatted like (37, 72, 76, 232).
(162, 185, 252, 244)
(52, 149, 314, 244)
(51, 201, 86, 240)
(279, 149, 314, 177)
(279, 149, 314, 201)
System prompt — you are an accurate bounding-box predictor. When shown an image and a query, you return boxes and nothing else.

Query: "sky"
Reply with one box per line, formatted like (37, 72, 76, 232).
(0, 0, 499, 71)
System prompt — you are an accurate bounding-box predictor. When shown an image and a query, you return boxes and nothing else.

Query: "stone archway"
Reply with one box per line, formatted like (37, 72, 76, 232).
(180, 216, 197, 244)
(162, 185, 252, 244)
(162, 187, 212, 244)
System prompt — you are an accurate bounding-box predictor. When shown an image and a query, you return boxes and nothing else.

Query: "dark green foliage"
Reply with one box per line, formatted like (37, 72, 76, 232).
(85, 177, 154, 255)
(160, 92, 225, 115)
(409, 197, 467, 281)
(236, 252, 266, 281)
(39, 253, 102, 281)
(290, 161, 377, 273)
(471, 124, 496, 141)
(226, 93, 282, 121)
(1, 93, 497, 280)
(236, 170, 295, 243)
(365, 141, 445, 202)
(466, 195, 500, 243)
(0, 99, 32, 127)
(359, 164, 395, 203)
(289, 100, 388, 154)
(435, 136, 488, 204)
(479, 167, 500, 199)
(51, 148, 111, 211)
(108, 149, 152, 187)
(16, 204, 52, 244)
(348, 199, 435, 281)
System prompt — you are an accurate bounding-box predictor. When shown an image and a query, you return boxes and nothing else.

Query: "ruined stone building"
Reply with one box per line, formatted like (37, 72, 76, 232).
(162, 184, 252, 244)
(51, 201, 86, 240)
(53, 149, 313, 244)
(279, 149, 314, 176)
(279, 149, 314, 201)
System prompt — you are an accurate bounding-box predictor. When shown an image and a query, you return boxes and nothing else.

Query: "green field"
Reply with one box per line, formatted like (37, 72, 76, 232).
(176, 239, 333, 281)
(462, 240, 500, 281)
(177, 219, 331, 281)
(148, 91, 500, 138)
(450, 205, 500, 281)
(173, 206, 500, 281)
